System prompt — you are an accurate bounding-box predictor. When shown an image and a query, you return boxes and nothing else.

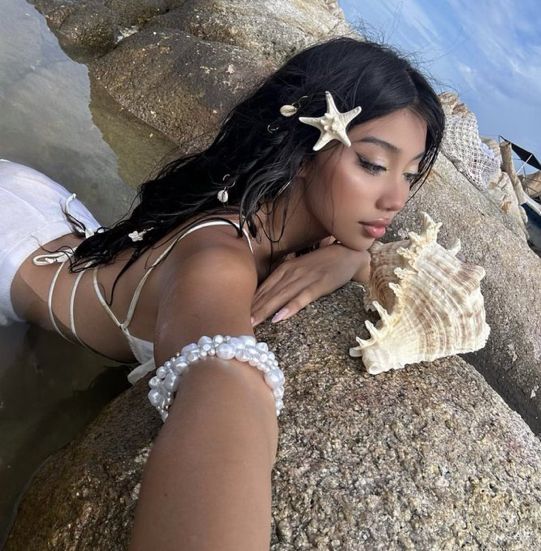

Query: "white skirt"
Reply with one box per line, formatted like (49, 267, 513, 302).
(0, 160, 100, 324)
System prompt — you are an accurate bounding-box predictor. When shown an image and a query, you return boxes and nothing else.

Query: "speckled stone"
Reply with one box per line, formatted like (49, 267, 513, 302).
(6, 285, 541, 549)
(389, 152, 541, 435)
(89, 27, 272, 148)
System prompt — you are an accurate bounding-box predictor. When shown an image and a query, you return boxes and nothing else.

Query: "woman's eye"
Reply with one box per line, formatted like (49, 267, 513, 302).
(404, 172, 420, 186)
(357, 154, 385, 175)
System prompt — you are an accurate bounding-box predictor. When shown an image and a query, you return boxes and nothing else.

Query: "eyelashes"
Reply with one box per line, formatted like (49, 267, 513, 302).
(356, 154, 420, 186)
(356, 154, 385, 175)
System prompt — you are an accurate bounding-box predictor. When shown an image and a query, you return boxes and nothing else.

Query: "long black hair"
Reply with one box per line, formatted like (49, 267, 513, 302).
(70, 36, 445, 302)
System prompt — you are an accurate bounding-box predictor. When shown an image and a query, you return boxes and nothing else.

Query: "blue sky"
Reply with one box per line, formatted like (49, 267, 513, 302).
(339, 0, 541, 164)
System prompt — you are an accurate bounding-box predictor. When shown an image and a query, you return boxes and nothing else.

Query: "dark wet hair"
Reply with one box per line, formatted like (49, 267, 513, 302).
(70, 36, 445, 300)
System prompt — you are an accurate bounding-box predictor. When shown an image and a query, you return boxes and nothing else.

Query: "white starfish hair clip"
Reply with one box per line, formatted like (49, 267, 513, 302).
(299, 91, 362, 151)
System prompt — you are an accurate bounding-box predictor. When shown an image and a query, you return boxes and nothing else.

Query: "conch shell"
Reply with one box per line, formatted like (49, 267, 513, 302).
(350, 212, 490, 374)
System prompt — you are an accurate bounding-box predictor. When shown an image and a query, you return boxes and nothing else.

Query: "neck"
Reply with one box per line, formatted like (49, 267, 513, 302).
(250, 181, 330, 278)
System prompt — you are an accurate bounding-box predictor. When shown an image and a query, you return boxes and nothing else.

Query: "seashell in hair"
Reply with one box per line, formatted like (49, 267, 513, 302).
(350, 212, 490, 374)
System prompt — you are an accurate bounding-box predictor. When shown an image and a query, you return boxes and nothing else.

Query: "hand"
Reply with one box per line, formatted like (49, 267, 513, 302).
(251, 243, 371, 326)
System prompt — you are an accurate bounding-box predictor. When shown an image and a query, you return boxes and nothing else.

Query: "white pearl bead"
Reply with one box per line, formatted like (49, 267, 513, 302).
(216, 343, 235, 360)
(228, 337, 244, 348)
(201, 343, 212, 352)
(164, 372, 179, 392)
(200, 350, 207, 357)
(256, 342, 268, 352)
(148, 389, 162, 407)
(236, 349, 250, 362)
(209, 348, 216, 356)
(173, 358, 188, 370)
(268, 352, 275, 361)
(156, 366, 167, 378)
(259, 352, 268, 363)
(213, 335, 224, 345)
(273, 387, 284, 399)
(181, 342, 199, 355)
(149, 376, 160, 388)
(264, 370, 282, 389)
(198, 336, 213, 347)
(240, 335, 256, 346)
(164, 360, 172, 368)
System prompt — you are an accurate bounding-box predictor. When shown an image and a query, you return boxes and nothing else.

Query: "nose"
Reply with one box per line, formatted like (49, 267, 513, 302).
(375, 173, 409, 213)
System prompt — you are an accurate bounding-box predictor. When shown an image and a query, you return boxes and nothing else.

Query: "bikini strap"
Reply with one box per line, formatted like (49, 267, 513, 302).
(46, 260, 72, 342)
(69, 261, 94, 346)
(92, 219, 254, 332)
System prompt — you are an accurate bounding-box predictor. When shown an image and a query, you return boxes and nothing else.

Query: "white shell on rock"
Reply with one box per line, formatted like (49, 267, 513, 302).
(350, 212, 490, 374)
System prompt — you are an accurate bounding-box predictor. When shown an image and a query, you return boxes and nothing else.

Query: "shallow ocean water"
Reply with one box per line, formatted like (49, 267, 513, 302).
(0, 0, 175, 542)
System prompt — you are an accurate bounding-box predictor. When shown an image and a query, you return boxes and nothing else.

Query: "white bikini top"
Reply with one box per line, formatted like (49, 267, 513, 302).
(33, 208, 254, 384)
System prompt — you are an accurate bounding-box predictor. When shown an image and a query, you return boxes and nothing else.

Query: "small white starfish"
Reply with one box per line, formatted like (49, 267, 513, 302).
(299, 91, 362, 151)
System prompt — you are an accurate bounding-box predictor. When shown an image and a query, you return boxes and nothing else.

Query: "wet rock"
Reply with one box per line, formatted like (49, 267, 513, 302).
(6, 285, 541, 548)
(30, 0, 187, 58)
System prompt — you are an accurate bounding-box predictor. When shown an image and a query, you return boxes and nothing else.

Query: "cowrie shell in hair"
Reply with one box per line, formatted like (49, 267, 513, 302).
(280, 104, 298, 117)
(217, 189, 229, 203)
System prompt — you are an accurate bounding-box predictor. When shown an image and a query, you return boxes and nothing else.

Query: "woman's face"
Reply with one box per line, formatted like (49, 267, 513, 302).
(301, 107, 428, 251)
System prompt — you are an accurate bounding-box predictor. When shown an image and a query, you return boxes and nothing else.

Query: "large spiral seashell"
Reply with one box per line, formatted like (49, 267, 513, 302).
(350, 212, 490, 374)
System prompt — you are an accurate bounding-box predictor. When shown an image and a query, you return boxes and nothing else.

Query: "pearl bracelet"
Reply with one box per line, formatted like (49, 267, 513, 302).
(148, 335, 285, 421)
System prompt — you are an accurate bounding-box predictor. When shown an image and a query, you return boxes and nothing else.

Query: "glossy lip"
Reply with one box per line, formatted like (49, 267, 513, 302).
(359, 219, 391, 228)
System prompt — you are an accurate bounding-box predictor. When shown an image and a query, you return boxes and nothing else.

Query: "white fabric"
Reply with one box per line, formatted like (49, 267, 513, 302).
(0, 160, 100, 325)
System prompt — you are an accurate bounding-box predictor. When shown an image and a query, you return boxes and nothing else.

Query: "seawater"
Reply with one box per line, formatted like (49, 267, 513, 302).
(0, 0, 175, 543)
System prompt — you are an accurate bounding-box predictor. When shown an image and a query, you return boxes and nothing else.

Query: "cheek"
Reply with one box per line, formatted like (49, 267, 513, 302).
(331, 171, 374, 212)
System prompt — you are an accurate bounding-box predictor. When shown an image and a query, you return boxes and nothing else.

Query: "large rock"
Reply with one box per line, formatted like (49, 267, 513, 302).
(147, 0, 352, 65)
(29, 0, 188, 58)
(90, 28, 272, 148)
(6, 285, 541, 549)
(390, 152, 541, 433)
(30, 0, 349, 61)
(32, 0, 353, 148)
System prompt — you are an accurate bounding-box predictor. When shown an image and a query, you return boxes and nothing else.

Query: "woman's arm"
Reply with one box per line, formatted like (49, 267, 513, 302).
(130, 244, 278, 551)
(251, 239, 371, 326)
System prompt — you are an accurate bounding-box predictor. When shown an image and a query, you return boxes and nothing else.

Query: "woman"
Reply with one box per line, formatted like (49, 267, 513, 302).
(1, 37, 444, 549)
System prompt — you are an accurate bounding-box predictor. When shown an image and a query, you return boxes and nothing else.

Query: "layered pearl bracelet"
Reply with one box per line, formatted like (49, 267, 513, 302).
(148, 335, 285, 421)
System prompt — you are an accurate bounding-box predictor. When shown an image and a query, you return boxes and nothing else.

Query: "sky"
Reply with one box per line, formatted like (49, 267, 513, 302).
(339, 0, 541, 167)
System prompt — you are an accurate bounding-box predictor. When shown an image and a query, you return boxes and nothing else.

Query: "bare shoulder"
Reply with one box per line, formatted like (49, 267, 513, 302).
(154, 225, 257, 364)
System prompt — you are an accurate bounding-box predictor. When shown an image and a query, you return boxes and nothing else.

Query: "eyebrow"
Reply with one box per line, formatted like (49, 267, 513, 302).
(354, 136, 425, 161)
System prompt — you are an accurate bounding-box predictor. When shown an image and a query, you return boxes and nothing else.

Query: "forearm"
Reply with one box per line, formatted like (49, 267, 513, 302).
(130, 357, 278, 551)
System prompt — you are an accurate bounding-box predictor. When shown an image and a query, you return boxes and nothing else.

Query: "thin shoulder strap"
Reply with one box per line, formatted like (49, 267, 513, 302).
(92, 219, 254, 331)
(69, 261, 93, 346)
(47, 260, 72, 342)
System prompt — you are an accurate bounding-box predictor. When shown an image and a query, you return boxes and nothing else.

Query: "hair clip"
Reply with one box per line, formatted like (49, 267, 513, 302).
(299, 91, 362, 151)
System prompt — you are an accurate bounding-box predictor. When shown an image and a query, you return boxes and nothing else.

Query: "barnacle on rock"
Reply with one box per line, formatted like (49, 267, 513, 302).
(350, 212, 490, 374)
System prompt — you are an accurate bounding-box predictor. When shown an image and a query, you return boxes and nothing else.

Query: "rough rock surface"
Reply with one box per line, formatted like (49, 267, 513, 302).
(90, 28, 272, 148)
(31, 0, 353, 147)
(29, 0, 188, 57)
(30, 0, 351, 62)
(147, 0, 352, 65)
(6, 285, 541, 549)
(389, 153, 541, 434)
